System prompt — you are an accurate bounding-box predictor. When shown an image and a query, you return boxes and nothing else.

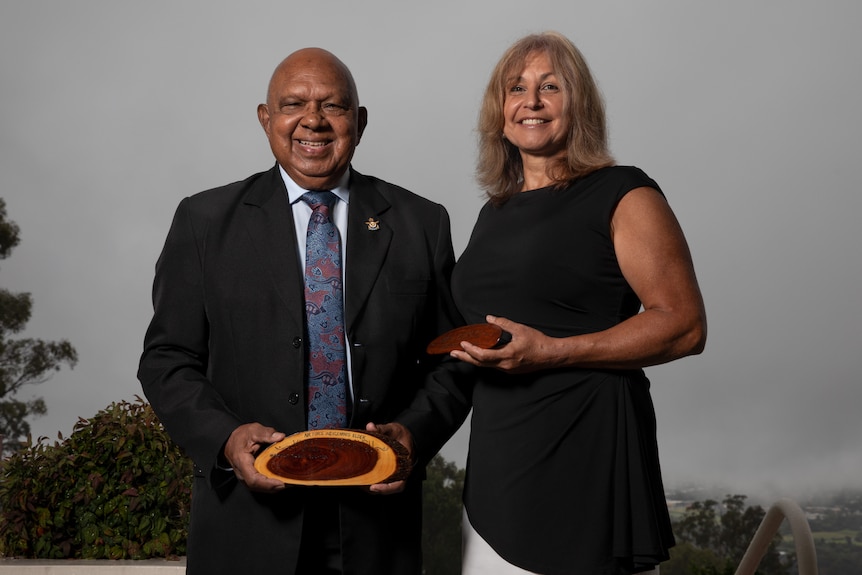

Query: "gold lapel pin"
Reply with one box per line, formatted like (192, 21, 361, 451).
(364, 218, 380, 231)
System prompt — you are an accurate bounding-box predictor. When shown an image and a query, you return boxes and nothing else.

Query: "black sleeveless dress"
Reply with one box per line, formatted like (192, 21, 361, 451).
(452, 166, 675, 575)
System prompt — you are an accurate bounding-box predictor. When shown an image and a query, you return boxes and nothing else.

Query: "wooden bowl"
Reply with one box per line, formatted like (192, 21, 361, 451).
(254, 429, 412, 486)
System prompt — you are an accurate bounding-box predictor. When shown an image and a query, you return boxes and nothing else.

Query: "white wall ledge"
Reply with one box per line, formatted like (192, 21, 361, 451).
(0, 558, 186, 574)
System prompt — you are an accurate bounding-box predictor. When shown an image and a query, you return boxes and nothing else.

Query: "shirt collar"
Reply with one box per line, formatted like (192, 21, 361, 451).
(279, 165, 351, 206)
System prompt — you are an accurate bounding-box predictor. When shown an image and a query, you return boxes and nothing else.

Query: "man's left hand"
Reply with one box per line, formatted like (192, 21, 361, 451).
(365, 421, 414, 495)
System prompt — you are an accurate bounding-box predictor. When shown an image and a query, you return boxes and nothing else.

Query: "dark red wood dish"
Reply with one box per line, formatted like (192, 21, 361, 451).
(255, 429, 412, 486)
(426, 323, 511, 355)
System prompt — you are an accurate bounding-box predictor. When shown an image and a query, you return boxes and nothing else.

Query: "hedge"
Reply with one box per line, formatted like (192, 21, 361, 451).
(0, 397, 192, 559)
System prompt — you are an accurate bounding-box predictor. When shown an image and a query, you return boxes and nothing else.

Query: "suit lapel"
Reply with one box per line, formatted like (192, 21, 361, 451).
(242, 166, 305, 327)
(344, 169, 392, 332)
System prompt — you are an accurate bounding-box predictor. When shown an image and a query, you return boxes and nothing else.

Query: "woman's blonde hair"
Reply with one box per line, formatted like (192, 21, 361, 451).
(476, 31, 614, 204)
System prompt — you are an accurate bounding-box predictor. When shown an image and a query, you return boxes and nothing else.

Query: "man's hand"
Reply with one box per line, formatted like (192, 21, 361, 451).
(365, 421, 414, 495)
(223, 422, 287, 493)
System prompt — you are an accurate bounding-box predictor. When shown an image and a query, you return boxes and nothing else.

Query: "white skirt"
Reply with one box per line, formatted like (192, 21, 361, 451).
(461, 508, 660, 575)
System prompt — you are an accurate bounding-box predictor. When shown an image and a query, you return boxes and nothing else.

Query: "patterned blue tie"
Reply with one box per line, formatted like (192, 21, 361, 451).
(301, 191, 348, 429)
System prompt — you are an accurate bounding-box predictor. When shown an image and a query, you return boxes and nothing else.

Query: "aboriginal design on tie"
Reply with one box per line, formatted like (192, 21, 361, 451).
(301, 191, 348, 429)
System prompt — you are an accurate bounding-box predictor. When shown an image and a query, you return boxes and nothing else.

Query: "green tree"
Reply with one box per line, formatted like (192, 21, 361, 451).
(665, 495, 791, 575)
(815, 541, 862, 575)
(422, 454, 464, 575)
(0, 198, 77, 457)
(719, 494, 788, 574)
(676, 499, 722, 549)
(663, 541, 734, 575)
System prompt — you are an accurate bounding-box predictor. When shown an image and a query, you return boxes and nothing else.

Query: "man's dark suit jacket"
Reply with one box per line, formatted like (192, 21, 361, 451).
(138, 166, 470, 575)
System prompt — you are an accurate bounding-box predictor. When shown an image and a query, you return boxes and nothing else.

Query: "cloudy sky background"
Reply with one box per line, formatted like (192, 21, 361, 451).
(2, 1, 860, 500)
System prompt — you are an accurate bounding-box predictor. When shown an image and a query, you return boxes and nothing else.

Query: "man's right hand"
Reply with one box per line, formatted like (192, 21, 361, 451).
(223, 422, 287, 493)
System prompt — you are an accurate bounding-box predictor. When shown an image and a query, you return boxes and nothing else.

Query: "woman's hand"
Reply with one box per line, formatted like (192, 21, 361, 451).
(450, 315, 562, 374)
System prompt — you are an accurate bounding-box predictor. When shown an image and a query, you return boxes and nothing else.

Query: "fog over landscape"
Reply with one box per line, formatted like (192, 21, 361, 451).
(2, 1, 860, 502)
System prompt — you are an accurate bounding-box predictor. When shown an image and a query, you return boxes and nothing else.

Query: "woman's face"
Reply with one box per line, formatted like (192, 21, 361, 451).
(502, 50, 569, 161)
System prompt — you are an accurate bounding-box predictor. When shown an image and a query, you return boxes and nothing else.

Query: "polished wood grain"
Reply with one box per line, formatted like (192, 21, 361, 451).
(426, 323, 510, 355)
(254, 429, 412, 486)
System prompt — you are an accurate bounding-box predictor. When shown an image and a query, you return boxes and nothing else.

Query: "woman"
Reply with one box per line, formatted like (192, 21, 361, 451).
(450, 32, 706, 574)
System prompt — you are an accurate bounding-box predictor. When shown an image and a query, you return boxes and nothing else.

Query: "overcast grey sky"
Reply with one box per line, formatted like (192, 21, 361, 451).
(2, 1, 860, 500)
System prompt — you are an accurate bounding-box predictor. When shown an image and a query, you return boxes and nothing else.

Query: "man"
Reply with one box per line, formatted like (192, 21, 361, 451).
(138, 48, 469, 574)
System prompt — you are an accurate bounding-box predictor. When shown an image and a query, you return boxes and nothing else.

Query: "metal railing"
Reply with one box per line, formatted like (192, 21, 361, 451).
(735, 498, 818, 575)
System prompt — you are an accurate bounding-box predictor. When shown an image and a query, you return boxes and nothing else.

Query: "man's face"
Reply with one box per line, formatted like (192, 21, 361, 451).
(258, 50, 367, 190)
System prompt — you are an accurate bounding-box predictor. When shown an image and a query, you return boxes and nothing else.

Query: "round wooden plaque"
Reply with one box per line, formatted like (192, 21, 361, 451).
(254, 429, 412, 486)
(426, 323, 510, 355)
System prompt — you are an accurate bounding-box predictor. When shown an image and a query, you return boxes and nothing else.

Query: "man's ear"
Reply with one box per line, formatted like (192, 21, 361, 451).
(257, 103, 271, 135)
(356, 106, 368, 144)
